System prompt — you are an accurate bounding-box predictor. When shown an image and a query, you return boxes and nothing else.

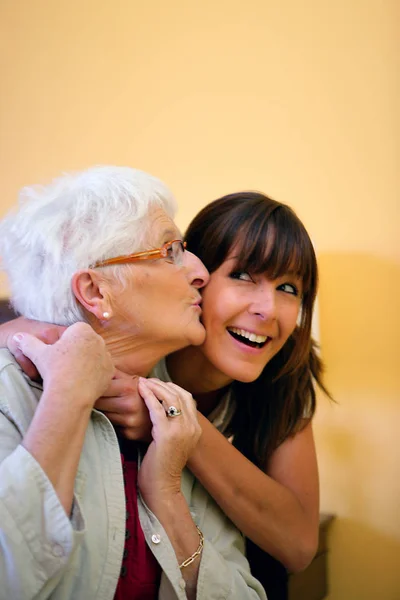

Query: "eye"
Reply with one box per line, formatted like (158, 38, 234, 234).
(230, 271, 254, 282)
(278, 282, 299, 296)
(162, 242, 177, 263)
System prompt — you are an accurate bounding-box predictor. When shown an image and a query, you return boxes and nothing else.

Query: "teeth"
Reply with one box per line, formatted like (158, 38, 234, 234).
(229, 327, 268, 344)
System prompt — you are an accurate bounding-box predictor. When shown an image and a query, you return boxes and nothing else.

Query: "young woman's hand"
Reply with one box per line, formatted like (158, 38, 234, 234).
(1, 317, 66, 380)
(13, 322, 114, 405)
(94, 369, 153, 441)
(137, 378, 201, 508)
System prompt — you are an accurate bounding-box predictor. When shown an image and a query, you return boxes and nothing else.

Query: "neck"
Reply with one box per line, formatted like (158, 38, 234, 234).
(166, 346, 233, 415)
(96, 325, 170, 377)
(193, 387, 231, 417)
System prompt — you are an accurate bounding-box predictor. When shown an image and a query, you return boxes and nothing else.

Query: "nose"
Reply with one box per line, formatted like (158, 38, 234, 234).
(249, 285, 277, 321)
(183, 250, 210, 289)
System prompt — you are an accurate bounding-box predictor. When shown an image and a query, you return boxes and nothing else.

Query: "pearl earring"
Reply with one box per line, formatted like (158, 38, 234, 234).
(102, 311, 110, 320)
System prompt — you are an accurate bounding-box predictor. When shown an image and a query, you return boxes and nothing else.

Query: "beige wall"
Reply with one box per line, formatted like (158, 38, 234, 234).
(1, 1, 399, 597)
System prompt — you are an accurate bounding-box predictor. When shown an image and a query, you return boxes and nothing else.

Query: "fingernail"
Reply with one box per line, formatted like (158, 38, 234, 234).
(13, 333, 24, 344)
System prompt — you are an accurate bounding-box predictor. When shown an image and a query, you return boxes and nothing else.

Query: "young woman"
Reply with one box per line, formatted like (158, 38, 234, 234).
(139, 192, 331, 597)
(0, 190, 330, 597)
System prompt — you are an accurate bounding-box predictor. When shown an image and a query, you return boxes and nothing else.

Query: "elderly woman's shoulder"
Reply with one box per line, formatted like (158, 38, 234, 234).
(0, 348, 42, 434)
(0, 347, 28, 375)
(0, 347, 21, 374)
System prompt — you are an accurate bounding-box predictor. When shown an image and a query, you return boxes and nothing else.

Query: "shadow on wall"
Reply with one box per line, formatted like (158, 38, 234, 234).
(326, 518, 400, 600)
(314, 252, 400, 600)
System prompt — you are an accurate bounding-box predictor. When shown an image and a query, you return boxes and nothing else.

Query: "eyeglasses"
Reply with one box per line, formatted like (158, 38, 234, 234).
(92, 240, 187, 269)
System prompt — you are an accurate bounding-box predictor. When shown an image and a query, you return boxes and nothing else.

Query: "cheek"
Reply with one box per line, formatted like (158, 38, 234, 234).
(111, 284, 134, 312)
(201, 289, 234, 333)
(116, 279, 158, 322)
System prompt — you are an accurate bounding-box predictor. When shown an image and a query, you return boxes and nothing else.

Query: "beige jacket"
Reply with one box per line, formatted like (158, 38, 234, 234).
(0, 349, 266, 600)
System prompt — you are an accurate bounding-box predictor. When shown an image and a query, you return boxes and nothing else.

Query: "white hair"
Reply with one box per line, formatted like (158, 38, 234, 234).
(0, 166, 177, 324)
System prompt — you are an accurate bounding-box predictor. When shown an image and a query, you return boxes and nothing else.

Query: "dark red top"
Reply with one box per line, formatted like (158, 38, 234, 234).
(114, 444, 161, 600)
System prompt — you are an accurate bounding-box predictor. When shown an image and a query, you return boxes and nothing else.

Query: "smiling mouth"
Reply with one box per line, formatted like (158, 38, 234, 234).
(227, 327, 271, 349)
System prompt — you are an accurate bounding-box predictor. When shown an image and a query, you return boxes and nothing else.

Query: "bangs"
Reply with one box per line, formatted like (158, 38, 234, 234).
(185, 191, 318, 302)
(226, 205, 316, 294)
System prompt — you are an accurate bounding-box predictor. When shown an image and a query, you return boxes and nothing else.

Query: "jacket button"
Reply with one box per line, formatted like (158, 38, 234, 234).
(52, 544, 64, 558)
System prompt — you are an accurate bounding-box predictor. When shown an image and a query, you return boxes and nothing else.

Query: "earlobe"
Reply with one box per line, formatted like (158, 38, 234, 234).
(72, 270, 111, 321)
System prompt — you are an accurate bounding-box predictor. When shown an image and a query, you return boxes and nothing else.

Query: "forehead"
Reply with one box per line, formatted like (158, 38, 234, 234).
(146, 206, 181, 245)
(225, 229, 307, 283)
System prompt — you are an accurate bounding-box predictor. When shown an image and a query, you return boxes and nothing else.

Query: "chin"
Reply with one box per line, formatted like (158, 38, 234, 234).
(235, 372, 262, 383)
(189, 327, 207, 347)
(224, 364, 264, 384)
(240, 374, 262, 383)
(179, 322, 206, 348)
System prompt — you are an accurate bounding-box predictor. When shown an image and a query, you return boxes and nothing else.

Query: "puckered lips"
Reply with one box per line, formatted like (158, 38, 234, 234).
(192, 295, 202, 306)
(227, 326, 272, 349)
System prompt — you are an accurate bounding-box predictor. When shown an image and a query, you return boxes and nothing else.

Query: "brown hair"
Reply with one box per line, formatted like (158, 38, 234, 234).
(185, 191, 331, 467)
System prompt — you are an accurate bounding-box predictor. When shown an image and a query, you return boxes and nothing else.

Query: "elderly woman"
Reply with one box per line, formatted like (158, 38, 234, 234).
(0, 166, 266, 600)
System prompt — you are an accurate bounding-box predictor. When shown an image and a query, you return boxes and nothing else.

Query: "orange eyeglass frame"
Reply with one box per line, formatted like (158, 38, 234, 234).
(92, 240, 186, 268)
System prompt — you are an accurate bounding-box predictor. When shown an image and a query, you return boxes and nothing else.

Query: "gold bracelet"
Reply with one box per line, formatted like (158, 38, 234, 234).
(179, 526, 204, 569)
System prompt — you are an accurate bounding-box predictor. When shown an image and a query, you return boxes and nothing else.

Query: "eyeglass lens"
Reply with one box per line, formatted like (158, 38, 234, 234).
(169, 241, 185, 265)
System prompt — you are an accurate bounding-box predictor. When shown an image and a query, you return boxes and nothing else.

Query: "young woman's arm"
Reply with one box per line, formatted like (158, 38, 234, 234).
(189, 413, 319, 573)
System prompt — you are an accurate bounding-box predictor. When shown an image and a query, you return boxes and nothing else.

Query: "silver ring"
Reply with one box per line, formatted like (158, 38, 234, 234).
(166, 405, 182, 417)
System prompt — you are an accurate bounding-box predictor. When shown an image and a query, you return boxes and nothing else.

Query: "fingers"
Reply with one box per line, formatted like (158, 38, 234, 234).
(137, 379, 168, 425)
(138, 378, 202, 468)
(100, 410, 151, 439)
(101, 373, 139, 398)
(163, 381, 198, 413)
(95, 373, 141, 412)
(101, 411, 137, 428)
(94, 397, 126, 412)
(12, 333, 47, 367)
(40, 325, 67, 345)
(100, 379, 130, 400)
(7, 343, 40, 380)
(140, 379, 183, 417)
(120, 426, 150, 442)
(6, 324, 71, 381)
(94, 392, 143, 414)
(95, 371, 153, 442)
(138, 378, 200, 442)
(143, 378, 196, 417)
